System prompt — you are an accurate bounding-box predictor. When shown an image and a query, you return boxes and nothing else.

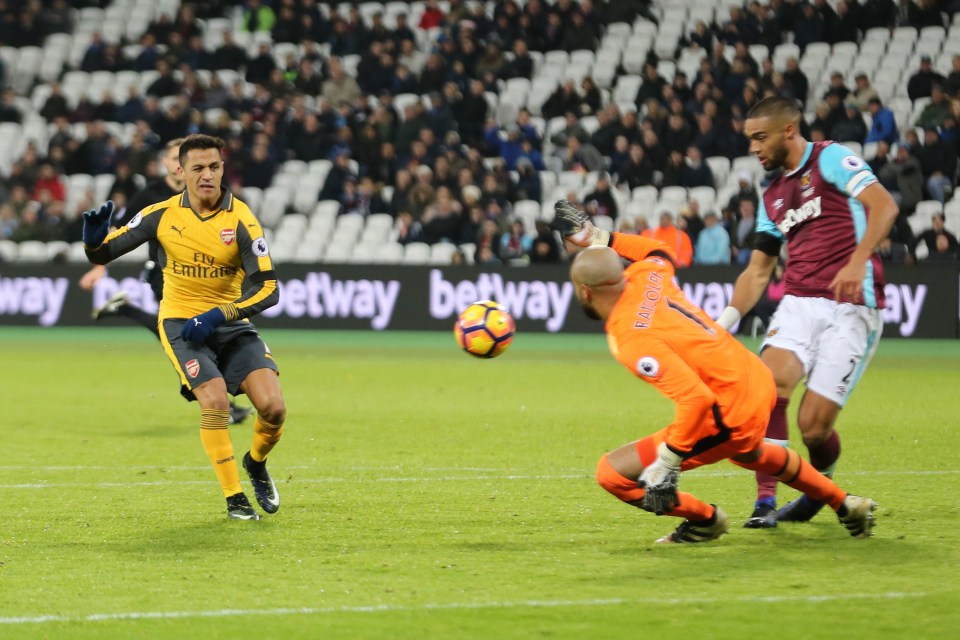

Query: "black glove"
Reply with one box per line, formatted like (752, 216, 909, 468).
(82, 200, 115, 247)
(638, 442, 683, 515)
(552, 199, 610, 247)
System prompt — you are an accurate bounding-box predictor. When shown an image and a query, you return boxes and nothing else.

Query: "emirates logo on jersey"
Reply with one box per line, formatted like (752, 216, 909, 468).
(220, 229, 235, 246)
(185, 359, 200, 378)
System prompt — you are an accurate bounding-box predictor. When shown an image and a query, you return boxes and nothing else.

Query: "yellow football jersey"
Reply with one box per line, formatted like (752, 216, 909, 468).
(86, 189, 278, 321)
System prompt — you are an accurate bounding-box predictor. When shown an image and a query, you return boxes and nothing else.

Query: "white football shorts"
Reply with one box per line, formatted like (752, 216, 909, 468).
(761, 295, 883, 407)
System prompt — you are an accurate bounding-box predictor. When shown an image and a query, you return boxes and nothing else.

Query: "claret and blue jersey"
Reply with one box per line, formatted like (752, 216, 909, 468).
(756, 141, 886, 308)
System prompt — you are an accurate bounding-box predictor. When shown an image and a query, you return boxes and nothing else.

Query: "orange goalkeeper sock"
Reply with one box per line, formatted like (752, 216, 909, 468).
(737, 442, 846, 511)
(667, 494, 715, 521)
(200, 408, 242, 497)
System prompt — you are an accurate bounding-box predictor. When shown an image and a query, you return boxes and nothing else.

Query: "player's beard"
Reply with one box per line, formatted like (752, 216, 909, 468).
(767, 140, 790, 170)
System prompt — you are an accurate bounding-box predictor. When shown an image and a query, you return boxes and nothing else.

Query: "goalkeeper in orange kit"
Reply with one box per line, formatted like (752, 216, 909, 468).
(553, 200, 877, 542)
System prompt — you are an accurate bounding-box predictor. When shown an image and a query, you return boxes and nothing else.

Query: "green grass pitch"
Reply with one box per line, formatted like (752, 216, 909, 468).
(1, 327, 959, 639)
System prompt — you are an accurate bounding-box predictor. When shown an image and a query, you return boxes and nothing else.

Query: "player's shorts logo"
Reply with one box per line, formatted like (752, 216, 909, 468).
(127, 212, 142, 229)
(636, 356, 660, 378)
(767, 327, 780, 338)
(220, 228, 235, 245)
(185, 359, 200, 378)
(252, 237, 269, 256)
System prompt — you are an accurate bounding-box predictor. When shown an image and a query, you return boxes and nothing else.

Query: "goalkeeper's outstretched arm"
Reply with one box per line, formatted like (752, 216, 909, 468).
(553, 200, 674, 264)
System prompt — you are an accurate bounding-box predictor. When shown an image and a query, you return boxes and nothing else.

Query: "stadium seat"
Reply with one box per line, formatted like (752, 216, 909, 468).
(689, 186, 717, 213)
(592, 215, 615, 233)
(257, 188, 288, 230)
(269, 237, 299, 263)
(458, 243, 476, 265)
(732, 156, 763, 182)
(373, 242, 404, 264)
(94, 174, 115, 203)
(402, 242, 431, 264)
(706, 156, 730, 188)
(621, 44, 650, 75)
(626, 201, 657, 228)
(319, 243, 350, 263)
(659, 186, 688, 207)
(291, 175, 325, 215)
(558, 171, 584, 192)
(349, 242, 382, 263)
(66, 241, 88, 263)
(428, 242, 458, 264)
(915, 200, 943, 220)
(359, 224, 390, 245)
(0, 239, 18, 262)
(839, 141, 862, 156)
(277, 213, 309, 236)
(240, 187, 264, 216)
(773, 43, 801, 67)
(891, 26, 918, 45)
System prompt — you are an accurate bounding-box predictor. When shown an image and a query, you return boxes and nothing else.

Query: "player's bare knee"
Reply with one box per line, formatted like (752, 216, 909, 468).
(199, 396, 230, 412)
(258, 398, 286, 426)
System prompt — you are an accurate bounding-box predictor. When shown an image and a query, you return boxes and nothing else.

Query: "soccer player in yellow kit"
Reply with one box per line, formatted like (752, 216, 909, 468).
(83, 134, 285, 520)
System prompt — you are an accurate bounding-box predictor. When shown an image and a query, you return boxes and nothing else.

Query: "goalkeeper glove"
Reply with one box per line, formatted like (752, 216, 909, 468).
(553, 199, 610, 247)
(180, 307, 226, 344)
(81, 200, 115, 248)
(639, 442, 683, 515)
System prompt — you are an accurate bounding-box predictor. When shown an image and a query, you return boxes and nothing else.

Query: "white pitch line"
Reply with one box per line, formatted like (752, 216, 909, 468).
(0, 591, 929, 625)
(0, 469, 957, 490)
(0, 465, 955, 475)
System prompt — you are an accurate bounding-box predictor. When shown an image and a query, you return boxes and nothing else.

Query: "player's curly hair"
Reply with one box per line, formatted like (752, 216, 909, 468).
(747, 95, 802, 125)
(178, 134, 226, 166)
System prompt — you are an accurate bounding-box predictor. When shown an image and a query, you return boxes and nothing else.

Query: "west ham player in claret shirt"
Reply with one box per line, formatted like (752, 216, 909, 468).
(716, 96, 899, 528)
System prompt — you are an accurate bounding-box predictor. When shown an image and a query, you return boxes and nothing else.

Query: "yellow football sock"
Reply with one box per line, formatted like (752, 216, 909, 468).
(200, 408, 241, 497)
(250, 415, 283, 463)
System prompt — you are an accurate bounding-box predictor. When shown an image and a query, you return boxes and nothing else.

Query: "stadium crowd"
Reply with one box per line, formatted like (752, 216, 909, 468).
(1, 0, 960, 264)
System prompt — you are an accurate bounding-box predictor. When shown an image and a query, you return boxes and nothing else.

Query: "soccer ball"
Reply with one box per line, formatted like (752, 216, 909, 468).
(454, 300, 515, 358)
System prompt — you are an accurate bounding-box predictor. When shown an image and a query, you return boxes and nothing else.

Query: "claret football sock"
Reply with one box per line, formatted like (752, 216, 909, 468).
(808, 429, 841, 475)
(736, 443, 845, 511)
(756, 397, 790, 502)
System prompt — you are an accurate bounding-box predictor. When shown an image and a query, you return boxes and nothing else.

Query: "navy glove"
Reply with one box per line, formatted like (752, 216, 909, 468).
(180, 308, 226, 344)
(81, 200, 115, 247)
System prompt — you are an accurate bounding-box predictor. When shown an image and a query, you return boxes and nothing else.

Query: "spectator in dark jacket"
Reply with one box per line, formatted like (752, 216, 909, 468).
(831, 103, 868, 143)
(498, 39, 534, 80)
(793, 2, 826, 53)
(583, 173, 619, 220)
(680, 146, 715, 188)
(916, 127, 957, 203)
(907, 55, 947, 102)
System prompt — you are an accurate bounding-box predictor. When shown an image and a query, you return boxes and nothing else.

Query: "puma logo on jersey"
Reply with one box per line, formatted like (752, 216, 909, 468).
(171, 225, 185, 237)
(776, 196, 822, 234)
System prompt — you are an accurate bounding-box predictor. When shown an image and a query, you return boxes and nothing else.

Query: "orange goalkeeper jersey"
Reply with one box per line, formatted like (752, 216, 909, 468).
(605, 233, 776, 455)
